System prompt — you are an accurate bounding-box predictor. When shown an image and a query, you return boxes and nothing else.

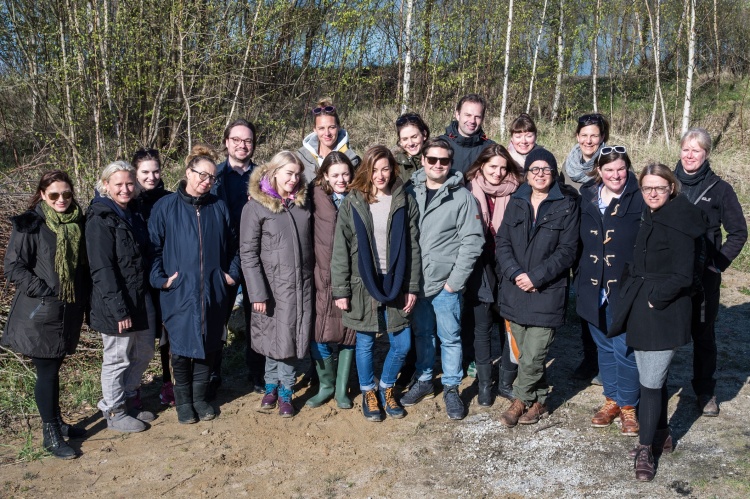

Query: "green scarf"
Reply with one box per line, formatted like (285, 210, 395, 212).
(40, 201, 83, 303)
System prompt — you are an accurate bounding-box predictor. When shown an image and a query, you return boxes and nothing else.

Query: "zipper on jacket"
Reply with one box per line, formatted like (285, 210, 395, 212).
(196, 206, 206, 337)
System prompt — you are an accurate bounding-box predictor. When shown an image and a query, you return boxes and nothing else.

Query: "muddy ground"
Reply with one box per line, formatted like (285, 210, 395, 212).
(1, 269, 748, 498)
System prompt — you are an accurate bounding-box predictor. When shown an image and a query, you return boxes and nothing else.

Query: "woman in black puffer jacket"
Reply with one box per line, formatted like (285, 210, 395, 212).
(86, 161, 156, 434)
(2, 170, 89, 459)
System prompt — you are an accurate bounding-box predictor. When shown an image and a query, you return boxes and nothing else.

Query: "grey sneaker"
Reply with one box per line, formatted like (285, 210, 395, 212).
(105, 407, 147, 433)
(443, 385, 465, 420)
(400, 379, 435, 407)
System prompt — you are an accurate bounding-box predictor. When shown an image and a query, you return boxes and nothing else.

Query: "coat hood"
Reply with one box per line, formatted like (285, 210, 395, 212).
(248, 163, 308, 214)
(301, 129, 351, 163)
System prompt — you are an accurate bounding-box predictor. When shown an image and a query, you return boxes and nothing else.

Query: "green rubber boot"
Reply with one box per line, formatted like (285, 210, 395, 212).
(305, 356, 336, 408)
(335, 349, 354, 409)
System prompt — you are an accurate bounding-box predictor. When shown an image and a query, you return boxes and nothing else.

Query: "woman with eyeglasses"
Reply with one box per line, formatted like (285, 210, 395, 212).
(576, 146, 644, 437)
(507, 113, 542, 168)
(674, 128, 747, 417)
(463, 144, 522, 406)
(87, 161, 156, 433)
(330, 145, 421, 422)
(394, 112, 430, 184)
(131, 148, 174, 408)
(564, 113, 610, 383)
(496, 148, 579, 427)
(149, 145, 241, 424)
(610, 164, 707, 481)
(299, 98, 361, 183)
(240, 151, 313, 418)
(2, 171, 89, 458)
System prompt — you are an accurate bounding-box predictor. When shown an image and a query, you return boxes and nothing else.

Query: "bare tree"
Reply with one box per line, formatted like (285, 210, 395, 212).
(682, 0, 696, 136)
(499, 0, 514, 136)
(526, 0, 549, 114)
(646, 0, 669, 146)
(401, 0, 414, 114)
(551, 0, 565, 124)
(592, 0, 600, 112)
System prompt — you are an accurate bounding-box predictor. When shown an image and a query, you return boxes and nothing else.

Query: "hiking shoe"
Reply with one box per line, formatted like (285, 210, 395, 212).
(259, 383, 278, 412)
(278, 386, 294, 418)
(160, 381, 176, 406)
(629, 427, 673, 458)
(500, 398, 526, 428)
(400, 379, 435, 407)
(379, 387, 405, 419)
(699, 395, 719, 417)
(591, 397, 620, 427)
(518, 402, 548, 425)
(361, 390, 383, 422)
(634, 445, 655, 481)
(443, 385, 465, 420)
(619, 406, 639, 436)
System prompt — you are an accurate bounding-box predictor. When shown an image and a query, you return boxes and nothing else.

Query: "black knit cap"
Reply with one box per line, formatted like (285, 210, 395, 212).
(524, 147, 558, 175)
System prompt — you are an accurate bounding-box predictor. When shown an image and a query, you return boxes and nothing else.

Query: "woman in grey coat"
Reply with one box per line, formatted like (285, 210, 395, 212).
(240, 151, 313, 418)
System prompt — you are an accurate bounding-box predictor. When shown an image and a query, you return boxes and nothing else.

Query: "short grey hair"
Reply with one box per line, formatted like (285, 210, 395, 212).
(680, 128, 712, 157)
(96, 160, 139, 199)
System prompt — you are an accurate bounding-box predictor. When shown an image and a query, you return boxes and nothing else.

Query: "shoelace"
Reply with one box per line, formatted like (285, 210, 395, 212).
(383, 388, 399, 409)
(365, 391, 380, 411)
(620, 408, 638, 425)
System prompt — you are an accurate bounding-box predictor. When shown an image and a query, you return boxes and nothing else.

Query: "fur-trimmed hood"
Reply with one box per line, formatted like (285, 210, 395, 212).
(247, 163, 308, 214)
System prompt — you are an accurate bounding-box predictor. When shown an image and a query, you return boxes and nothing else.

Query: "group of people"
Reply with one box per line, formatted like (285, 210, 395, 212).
(2, 95, 746, 483)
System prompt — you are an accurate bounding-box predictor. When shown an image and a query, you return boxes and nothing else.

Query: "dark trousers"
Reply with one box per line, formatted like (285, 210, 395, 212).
(30, 357, 65, 423)
(581, 318, 597, 359)
(173, 352, 217, 387)
(691, 269, 721, 397)
(465, 301, 497, 366)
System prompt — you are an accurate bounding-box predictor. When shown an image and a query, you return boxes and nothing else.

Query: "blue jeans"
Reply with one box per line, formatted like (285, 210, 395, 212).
(356, 310, 411, 391)
(588, 302, 640, 407)
(412, 288, 463, 386)
(310, 341, 355, 361)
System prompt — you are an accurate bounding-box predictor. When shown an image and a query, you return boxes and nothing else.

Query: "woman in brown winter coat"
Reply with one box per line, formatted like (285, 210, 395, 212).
(306, 152, 357, 409)
(240, 151, 313, 418)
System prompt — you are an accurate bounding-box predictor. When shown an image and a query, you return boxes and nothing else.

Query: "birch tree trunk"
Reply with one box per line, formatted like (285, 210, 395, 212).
(551, 0, 565, 124)
(526, 0, 549, 114)
(713, 0, 720, 85)
(499, 0, 514, 137)
(178, 27, 192, 151)
(401, 0, 414, 114)
(592, 0, 600, 112)
(682, 0, 696, 136)
(646, 0, 670, 146)
(226, 1, 262, 127)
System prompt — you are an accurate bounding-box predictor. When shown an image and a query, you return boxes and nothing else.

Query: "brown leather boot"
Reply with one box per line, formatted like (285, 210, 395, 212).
(499, 399, 526, 428)
(591, 397, 620, 427)
(619, 406, 639, 436)
(518, 402, 548, 425)
(629, 427, 673, 458)
(634, 444, 655, 481)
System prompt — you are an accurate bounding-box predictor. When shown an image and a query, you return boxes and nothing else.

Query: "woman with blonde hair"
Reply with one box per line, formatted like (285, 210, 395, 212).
(240, 150, 313, 418)
(149, 144, 241, 424)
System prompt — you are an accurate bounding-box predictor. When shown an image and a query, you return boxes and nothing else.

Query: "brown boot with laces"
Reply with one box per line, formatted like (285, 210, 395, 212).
(591, 397, 620, 427)
(619, 406, 639, 436)
(518, 401, 548, 425)
(634, 444, 655, 481)
(499, 398, 526, 428)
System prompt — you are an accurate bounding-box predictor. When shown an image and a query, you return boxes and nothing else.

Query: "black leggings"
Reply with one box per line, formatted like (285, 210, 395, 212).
(172, 352, 217, 386)
(30, 357, 65, 423)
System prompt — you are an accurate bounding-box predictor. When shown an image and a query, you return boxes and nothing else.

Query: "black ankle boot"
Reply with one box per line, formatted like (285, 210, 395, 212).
(476, 364, 494, 407)
(497, 367, 517, 400)
(192, 381, 216, 421)
(55, 408, 86, 439)
(43, 422, 77, 459)
(173, 383, 198, 424)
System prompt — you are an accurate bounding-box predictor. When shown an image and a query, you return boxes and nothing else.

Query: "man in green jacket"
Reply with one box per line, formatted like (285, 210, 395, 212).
(400, 138, 484, 420)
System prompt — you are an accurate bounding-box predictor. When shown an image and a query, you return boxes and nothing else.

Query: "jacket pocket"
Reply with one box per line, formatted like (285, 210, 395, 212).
(29, 298, 45, 320)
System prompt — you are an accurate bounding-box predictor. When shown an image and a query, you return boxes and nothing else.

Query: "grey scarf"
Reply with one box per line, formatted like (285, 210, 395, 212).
(564, 143, 606, 183)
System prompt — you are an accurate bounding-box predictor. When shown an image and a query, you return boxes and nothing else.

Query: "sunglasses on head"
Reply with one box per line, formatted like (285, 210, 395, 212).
(47, 191, 73, 201)
(396, 113, 421, 127)
(598, 145, 627, 160)
(424, 156, 451, 166)
(312, 105, 336, 115)
(578, 113, 604, 126)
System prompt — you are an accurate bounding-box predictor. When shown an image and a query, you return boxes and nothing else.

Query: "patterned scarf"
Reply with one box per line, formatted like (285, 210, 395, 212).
(40, 201, 83, 303)
(469, 174, 519, 232)
(564, 143, 606, 184)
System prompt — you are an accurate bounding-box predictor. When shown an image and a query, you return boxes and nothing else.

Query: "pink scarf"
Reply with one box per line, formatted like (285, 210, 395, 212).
(470, 174, 519, 232)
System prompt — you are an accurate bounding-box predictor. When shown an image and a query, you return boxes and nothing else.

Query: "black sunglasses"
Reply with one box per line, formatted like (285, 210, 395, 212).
(312, 105, 336, 115)
(47, 191, 74, 201)
(424, 156, 451, 166)
(396, 113, 421, 127)
(578, 113, 604, 126)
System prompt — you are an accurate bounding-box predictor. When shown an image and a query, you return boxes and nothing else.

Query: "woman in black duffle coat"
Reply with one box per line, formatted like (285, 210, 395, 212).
(610, 163, 708, 482)
(2, 170, 89, 459)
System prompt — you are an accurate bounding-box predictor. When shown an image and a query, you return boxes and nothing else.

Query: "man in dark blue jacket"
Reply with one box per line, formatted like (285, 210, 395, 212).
(209, 119, 265, 396)
(438, 94, 495, 174)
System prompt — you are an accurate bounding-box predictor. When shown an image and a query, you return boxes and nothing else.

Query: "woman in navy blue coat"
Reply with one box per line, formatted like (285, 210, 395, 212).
(576, 147, 644, 436)
(149, 145, 241, 424)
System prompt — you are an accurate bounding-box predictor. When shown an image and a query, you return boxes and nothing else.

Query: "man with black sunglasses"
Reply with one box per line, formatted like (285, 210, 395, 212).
(400, 138, 484, 420)
(438, 94, 495, 174)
